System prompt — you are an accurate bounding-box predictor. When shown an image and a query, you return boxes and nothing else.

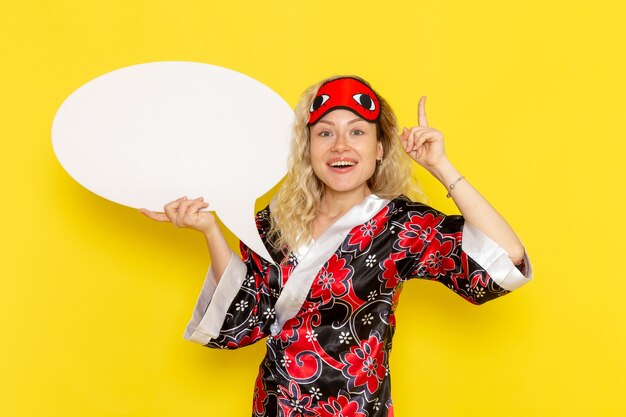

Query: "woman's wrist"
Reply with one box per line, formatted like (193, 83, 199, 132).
(425, 157, 458, 185)
(203, 222, 222, 241)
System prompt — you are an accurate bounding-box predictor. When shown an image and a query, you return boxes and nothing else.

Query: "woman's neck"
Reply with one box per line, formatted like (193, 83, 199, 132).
(318, 186, 372, 220)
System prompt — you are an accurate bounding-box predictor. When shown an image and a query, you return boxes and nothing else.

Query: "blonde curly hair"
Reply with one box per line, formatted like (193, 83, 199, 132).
(268, 75, 420, 253)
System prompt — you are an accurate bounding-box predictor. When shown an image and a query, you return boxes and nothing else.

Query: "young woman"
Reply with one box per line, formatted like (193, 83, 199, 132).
(141, 76, 532, 417)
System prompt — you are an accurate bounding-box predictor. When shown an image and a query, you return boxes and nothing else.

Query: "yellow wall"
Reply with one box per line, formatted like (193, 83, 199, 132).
(2, 0, 624, 416)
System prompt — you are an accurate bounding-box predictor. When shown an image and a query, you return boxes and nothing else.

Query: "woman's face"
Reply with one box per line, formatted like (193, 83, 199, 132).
(309, 109, 383, 197)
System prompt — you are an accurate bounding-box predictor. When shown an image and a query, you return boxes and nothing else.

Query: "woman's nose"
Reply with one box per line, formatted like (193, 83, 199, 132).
(331, 134, 351, 152)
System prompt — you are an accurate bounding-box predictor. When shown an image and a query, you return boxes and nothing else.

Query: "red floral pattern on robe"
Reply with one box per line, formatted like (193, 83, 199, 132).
(199, 196, 526, 416)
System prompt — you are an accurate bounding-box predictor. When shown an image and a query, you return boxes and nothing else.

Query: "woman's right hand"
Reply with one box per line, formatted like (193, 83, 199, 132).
(139, 197, 217, 235)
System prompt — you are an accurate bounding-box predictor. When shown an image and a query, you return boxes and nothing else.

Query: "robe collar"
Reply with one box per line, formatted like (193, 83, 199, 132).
(269, 194, 390, 336)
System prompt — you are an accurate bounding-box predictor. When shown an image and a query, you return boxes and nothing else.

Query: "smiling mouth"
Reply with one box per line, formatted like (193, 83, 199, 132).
(328, 161, 357, 168)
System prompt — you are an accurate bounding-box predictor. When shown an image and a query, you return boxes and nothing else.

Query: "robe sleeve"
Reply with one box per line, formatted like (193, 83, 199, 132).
(183, 218, 279, 349)
(397, 201, 533, 305)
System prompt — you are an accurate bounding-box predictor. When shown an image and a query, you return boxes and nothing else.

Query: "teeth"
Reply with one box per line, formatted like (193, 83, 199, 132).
(329, 161, 356, 167)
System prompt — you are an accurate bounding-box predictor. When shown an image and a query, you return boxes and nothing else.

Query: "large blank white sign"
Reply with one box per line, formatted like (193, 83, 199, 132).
(52, 62, 293, 262)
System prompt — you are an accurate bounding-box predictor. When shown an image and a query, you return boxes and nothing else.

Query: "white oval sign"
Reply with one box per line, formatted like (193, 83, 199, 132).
(52, 62, 293, 262)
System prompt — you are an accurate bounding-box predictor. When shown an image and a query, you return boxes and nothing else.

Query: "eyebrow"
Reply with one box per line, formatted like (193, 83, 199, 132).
(317, 118, 365, 126)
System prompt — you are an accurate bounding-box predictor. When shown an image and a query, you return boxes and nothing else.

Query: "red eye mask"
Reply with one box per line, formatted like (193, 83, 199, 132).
(307, 77, 381, 126)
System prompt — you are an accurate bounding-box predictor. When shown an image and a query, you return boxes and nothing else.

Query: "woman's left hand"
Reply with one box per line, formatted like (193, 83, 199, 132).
(400, 96, 448, 171)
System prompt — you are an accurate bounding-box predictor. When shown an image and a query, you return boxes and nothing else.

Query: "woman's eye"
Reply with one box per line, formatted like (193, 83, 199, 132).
(352, 129, 364, 135)
(319, 131, 332, 137)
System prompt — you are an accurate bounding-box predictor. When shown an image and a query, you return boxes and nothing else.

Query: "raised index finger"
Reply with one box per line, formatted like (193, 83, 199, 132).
(418, 96, 428, 127)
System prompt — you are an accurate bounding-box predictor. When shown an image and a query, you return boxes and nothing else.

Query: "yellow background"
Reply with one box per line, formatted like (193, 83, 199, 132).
(2, 0, 625, 416)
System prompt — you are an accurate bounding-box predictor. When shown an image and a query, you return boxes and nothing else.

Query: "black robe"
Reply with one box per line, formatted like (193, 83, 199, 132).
(184, 195, 532, 417)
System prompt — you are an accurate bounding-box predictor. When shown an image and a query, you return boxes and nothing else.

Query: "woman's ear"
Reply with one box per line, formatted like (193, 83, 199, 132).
(377, 141, 384, 160)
